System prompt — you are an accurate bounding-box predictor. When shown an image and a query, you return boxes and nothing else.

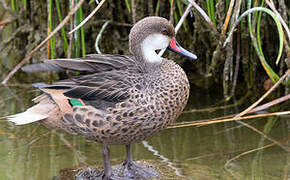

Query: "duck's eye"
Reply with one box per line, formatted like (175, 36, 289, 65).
(161, 29, 169, 36)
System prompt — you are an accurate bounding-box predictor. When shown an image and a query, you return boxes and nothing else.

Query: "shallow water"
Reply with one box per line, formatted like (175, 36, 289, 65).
(0, 86, 289, 180)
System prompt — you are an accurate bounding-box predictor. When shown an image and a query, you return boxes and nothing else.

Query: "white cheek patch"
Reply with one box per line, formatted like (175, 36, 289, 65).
(141, 34, 171, 63)
(143, 34, 171, 50)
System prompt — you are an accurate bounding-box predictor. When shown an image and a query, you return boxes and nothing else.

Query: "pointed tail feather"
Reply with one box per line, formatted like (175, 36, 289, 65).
(6, 109, 48, 125)
(6, 95, 56, 125)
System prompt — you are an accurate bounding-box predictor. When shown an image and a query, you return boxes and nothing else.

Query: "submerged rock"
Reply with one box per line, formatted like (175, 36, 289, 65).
(75, 161, 159, 180)
(76, 168, 102, 180)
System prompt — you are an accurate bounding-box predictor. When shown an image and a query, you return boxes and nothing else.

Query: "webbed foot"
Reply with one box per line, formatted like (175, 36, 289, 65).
(118, 160, 159, 179)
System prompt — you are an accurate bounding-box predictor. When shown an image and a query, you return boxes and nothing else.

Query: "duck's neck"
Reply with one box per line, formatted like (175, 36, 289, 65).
(141, 45, 163, 64)
(133, 48, 162, 73)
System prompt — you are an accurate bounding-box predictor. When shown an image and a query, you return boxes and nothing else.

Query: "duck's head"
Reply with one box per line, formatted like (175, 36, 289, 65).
(129, 16, 197, 64)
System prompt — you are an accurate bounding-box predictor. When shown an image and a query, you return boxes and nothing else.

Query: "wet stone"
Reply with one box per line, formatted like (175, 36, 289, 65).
(75, 168, 102, 180)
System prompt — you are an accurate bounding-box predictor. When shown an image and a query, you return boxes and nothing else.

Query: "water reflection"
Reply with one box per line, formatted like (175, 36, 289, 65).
(142, 141, 183, 177)
(0, 86, 289, 179)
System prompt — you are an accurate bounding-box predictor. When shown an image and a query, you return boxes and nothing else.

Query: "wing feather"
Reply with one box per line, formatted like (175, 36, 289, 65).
(24, 54, 144, 108)
(22, 54, 143, 73)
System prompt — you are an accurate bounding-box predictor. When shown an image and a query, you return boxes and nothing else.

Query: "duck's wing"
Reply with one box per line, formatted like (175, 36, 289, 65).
(24, 54, 145, 110)
(22, 54, 144, 73)
(38, 68, 143, 110)
(60, 70, 136, 102)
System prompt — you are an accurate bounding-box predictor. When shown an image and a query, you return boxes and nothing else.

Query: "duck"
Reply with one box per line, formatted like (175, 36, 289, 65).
(7, 16, 197, 179)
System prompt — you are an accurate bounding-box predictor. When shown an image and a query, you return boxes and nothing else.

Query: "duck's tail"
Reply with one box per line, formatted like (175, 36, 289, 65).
(6, 94, 56, 125)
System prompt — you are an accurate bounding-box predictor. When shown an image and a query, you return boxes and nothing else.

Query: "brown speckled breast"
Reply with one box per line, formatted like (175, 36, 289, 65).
(62, 59, 190, 145)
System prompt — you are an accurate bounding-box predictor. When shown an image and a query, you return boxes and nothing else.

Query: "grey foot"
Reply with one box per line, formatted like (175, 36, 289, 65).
(118, 160, 160, 179)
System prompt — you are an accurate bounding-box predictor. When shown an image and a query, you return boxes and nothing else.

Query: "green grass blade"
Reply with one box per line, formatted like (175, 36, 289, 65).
(246, 7, 283, 82)
(124, 0, 131, 13)
(79, 6, 86, 57)
(248, 8, 282, 82)
(226, 7, 284, 83)
(55, 0, 68, 55)
(176, 0, 188, 32)
(174, 11, 178, 25)
(155, 0, 160, 16)
(74, 0, 81, 57)
(21, 0, 27, 7)
(11, 0, 16, 11)
(256, 1, 265, 63)
(48, 0, 55, 59)
(225, 0, 229, 13)
(21, 0, 27, 19)
(206, 0, 216, 26)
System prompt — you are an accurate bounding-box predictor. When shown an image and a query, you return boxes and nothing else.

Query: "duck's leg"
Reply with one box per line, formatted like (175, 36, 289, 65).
(122, 144, 159, 179)
(102, 144, 113, 179)
(125, 144, 133, 165)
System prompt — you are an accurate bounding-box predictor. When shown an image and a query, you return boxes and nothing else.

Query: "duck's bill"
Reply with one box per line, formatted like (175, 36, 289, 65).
(167, 37, 197, 60)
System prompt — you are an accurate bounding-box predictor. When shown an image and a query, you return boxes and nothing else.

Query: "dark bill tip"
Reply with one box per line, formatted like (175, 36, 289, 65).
(167, 37, 197, 60)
